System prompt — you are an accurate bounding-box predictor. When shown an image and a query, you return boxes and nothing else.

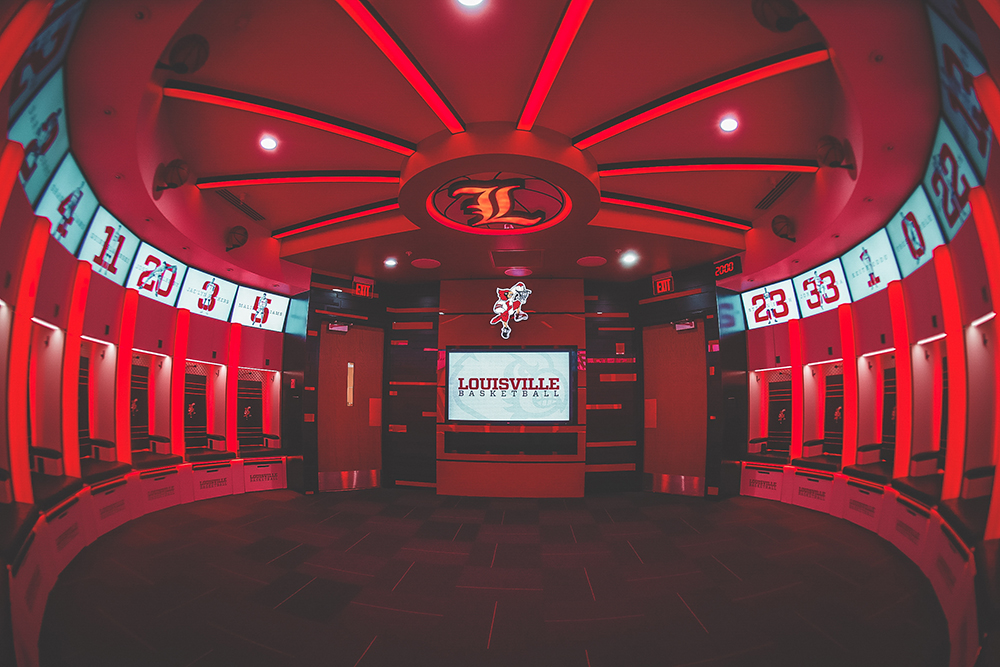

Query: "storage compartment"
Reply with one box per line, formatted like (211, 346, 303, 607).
(739, 463, 783, 501)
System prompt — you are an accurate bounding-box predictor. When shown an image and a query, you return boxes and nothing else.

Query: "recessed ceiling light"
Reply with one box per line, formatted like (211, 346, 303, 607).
(505, 268, 532, 277)
(259, 136, 277, 150)
(411, 258, 441, 269)
(458, 0, 484, 6)
(620, 251, 639, 266)
(577, 256, 607, 267)
(720, 117, 738, 132)
(384, 258, 398, 267)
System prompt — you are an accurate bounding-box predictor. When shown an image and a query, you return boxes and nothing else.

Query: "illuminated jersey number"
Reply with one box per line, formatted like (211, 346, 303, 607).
(819, 270, 839, 304)
(941, 43, 990, 158)
(751, 288, 789, 324)
(136, 255, 177, 297)
(931, 142, 971, 227)
(802, 272, 837, 311)
(198, 281, 219, 311)
(94, 226, 124, 274)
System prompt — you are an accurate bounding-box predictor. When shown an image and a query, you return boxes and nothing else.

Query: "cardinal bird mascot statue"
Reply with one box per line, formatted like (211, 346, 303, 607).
(490, 282, 531, 339)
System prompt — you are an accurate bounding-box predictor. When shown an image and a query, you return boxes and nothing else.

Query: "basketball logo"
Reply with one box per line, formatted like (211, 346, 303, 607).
(427, 172, 571, 235)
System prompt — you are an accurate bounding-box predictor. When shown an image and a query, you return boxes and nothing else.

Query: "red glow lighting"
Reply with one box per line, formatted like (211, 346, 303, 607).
(600, 193, 752, 230)
(517, 0, 594, 131)
(272, 200, 400, 239)
(574, 46, 830, 149)
(598, 159, 819, 177)
(334, 0, 464, 133)
(197, 170, 400, 189)
(162, 81, 417, 155)
(935, 245, 967, 500)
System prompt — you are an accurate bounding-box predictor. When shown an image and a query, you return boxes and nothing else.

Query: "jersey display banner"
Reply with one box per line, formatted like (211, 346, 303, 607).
(126, 242, 188, 307)
(231, 286, 289, 332)
(927, 5, 991, 180)
(923, 118, 979, 242)
(886, 186, 946, 278)
(7, 0, 86, 122)
(741, 279, 799, 330)
(448, 350, 571, 422)
(77, 208, 140, 285)
(841, 228, 900, 300)
(34, 152, 98, 256)
(8, 69, 69, 206)
(792, 258, 850, 318)
(176, 267, 238, 322)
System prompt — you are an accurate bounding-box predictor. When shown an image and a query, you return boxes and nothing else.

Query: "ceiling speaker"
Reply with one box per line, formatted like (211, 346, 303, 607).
(752, 0, 809, 32)
(226, 225, 249, 251)
(152, 159, 189, 199)
(771, 215, 796, 242)
(156, 34, 210, 74)
(816, 135, 857, 179)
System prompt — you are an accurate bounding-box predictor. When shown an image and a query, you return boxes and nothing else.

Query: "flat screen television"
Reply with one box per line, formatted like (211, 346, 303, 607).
(447, 348, 575, 423)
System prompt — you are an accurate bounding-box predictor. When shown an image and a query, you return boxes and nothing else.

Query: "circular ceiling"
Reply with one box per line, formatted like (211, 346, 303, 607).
(65, 0, 940, 294)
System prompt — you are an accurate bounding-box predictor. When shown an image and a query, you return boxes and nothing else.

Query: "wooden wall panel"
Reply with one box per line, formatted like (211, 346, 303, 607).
(438, 313, 585, 348)
(801, 309, 842, 364)
(949, 215, 992, 325)
(186, 312, 230, 365)
(81, 273, 123, 344)
(133, 296, 176, 356)
(903, 260, 945, 343)
(240, 326, 265, 368)
(853, 290, 894, 355)
(33, 241, 75, 329)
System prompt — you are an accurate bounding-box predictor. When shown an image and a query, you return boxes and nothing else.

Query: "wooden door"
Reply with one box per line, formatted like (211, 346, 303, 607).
(643, 321, 707, 495)
(317, 325, 384, 490)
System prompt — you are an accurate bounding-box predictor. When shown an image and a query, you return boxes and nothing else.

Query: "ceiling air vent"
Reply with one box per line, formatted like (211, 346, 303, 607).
(755, 172, 801, 210)
(216, 188, 265, 221)
(491, 249, 544, 268)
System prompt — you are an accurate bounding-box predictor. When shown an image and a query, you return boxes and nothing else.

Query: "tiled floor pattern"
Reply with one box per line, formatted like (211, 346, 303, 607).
(40, 489, 948, 666)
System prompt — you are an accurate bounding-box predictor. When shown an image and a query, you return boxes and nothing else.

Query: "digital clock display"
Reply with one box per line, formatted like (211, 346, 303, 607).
(714, 256, 742, 279)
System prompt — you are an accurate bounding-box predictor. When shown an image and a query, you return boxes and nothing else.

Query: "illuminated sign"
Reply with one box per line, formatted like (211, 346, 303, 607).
(792, 258, 850, 317)
(8, 0, 87, 122)
(741, 279, 799, 330)
(491, 282, 531, 339)
(176, 267, 238, 321)
(447, 350, 572, 422)
(427, 172, 571, 235)
(927, 5, 991, 180)
(923, 119, 979, 241)
(652, 271, 674, 295)
(8, 69, 69, 206)
(714, 256, 742, 280)
(34, 152, 98, 255)
(926, 0, 981, 56)
(126, 242, 188, 306)
(77, 208, 140, 285)
(232, 286, 289, 332)
(886, 186, 945, 278)
(841, 228, 900, 300)
(353, 275, 374, 298)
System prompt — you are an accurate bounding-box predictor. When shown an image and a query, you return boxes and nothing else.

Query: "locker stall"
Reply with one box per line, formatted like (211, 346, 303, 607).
(184, 313, 232, 462)
(745, 323, 793, 464)
(792, 360, 845, 472)
(76, 336, 127, 483)
(236, 327, 283, 458)
(128, 350, 181, 470)
(844, 351, 897, 484)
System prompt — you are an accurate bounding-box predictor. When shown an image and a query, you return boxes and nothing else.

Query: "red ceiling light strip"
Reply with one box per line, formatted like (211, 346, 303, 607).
(573, 45, 830, 150)
(162, 80, 417, 155)
(517, 0, 594, 131)
(334, 0, 464, 133)
(598, 158, 819, 177)
(600, 192, 752, 230)
(197, 170, 400, 189)
(272, 199, 400, 239)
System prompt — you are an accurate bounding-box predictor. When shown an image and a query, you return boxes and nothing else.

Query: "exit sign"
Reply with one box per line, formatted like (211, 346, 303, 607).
(353, 275, 374, 298)
(652, 271, 674, 295)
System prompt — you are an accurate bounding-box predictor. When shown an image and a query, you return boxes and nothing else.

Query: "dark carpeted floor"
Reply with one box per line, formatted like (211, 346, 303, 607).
(39, 489, 949, 667)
